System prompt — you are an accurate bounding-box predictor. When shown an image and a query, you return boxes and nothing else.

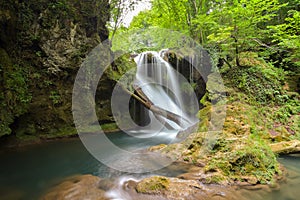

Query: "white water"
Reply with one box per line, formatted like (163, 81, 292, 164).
(133, 51, 198, 131)
(103, 51, 200, 198)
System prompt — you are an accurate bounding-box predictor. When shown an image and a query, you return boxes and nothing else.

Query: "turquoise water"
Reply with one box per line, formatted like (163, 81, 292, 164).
(240, 154, 300, 200)
(0, 132, 186, 200)
(0, 138, 100, 199)
(0, 133, 299, 200)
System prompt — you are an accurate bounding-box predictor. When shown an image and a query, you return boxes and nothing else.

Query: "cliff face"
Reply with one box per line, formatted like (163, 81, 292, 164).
(0, 0, 113, 140)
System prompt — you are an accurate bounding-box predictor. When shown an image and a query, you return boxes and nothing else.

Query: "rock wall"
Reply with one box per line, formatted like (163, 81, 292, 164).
(0, 0, 113, 140)
(162, 49, 211, 105)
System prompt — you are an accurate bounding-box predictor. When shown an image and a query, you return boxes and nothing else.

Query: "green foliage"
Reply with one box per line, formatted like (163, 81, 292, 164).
(48, 0, 75, 18)
(112, 27, 195, 53)
(0, 62, 32, 136)
(224, 61, 285, 105)
(206, 136, 280, 184)
(268, 10, 300, 68)
(49, 91, 61, 105)
(124, 0, 296, 71)
(275, 99, 300, 121)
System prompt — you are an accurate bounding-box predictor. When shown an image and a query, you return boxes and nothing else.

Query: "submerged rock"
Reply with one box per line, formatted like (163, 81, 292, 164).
(41, 175, 108, 200)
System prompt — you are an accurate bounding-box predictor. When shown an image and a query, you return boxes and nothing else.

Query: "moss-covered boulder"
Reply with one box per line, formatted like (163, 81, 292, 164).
(136, 176, 206, 199)
(270, 140, 300, 154)
(150, 99, 282, 185)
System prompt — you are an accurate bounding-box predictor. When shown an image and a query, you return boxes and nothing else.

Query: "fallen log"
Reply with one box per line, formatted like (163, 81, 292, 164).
(133, 85, 175, 129)
(121, 85, 189, 128)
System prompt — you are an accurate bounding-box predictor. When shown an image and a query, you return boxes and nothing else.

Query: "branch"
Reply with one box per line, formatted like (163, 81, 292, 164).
(222, 58, 232, 68)
(251, 38, 277, 51)
(121, 85, 189, 127)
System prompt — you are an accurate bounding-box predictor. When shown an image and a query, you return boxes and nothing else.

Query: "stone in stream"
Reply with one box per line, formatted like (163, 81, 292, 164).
(41, 175, 108, 200)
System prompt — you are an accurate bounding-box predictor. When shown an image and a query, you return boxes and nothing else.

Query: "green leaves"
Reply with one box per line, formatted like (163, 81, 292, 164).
(268, 10, 300, 67)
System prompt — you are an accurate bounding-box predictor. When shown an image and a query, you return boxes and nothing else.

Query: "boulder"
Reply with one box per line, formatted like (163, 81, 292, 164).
(41, 175, 108, 200)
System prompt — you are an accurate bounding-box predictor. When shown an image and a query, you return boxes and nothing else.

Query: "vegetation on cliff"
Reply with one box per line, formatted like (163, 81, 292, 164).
(105, 0, 300, 187)
(0, 0, 111, 141)
(149, 51, 299, 185)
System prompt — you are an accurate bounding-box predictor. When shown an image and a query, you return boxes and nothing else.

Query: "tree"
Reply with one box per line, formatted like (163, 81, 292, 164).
(109, 0, 137, 40)
(268, 10, 300, 68)
(205, 0, 286, 66)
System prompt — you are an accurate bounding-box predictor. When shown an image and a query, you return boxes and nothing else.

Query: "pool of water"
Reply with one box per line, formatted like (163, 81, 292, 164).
(258, 154, 300, 200)
(0, 133, 299, 200)
(0, 131, 185, 200)
(0, 138, 99, 199)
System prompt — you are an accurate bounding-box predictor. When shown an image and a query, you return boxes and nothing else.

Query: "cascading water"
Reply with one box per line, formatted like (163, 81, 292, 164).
(104, 51, 200, 199)
(132, 51, 198, 135)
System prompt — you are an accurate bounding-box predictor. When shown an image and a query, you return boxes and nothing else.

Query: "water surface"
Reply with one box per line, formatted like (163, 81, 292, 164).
(0, 134, 299, 200)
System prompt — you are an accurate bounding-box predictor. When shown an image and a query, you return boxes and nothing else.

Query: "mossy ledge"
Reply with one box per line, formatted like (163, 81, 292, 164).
(148, 58, 299, 187)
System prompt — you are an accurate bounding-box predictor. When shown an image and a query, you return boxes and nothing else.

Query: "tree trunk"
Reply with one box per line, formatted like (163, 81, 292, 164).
(122, 85, 189, 127)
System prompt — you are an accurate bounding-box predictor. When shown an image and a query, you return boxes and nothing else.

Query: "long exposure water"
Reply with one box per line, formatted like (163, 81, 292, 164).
(0, 134, 299, 200)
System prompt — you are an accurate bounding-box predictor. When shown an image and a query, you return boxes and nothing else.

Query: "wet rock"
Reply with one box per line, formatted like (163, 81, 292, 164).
(136, 176, 207, 199)
(270, 140, 300, 154)
(162, 49, 208, 102)
(134, 175, 258, 200)
(41, 175, 108, 200)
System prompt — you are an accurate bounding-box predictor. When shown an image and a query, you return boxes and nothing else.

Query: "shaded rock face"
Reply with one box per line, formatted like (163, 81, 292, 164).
(162, 49, 211, 103)
(0, 0, 112, 139)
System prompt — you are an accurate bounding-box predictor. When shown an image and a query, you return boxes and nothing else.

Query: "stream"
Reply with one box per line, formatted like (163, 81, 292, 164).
(1, 51, 298, 199)
(0, 133, 299, 200)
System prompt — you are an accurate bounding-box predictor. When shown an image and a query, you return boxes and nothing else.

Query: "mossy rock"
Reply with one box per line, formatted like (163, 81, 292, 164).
(136, 176, 170, 194)
(136, 176, 206, 199)
(204, 136, 280, 184)
(223, 62, 285, 105)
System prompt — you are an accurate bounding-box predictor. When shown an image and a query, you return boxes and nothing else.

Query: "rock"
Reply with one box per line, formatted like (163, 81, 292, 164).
(206, 73, 227, 103)
(135, 175, 255, 200)
(162, 49, 208, 101)
(270, 140, 300, 154)
(0, 0, 115, 140)
(41, 175, 108, 200)
(136, 176, 207, 199)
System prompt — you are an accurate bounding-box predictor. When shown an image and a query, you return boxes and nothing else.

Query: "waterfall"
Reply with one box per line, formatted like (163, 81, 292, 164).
(132, 51, 198, 134)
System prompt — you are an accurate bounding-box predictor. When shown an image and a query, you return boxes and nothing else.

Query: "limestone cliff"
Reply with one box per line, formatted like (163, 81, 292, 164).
(0, 0, 113, 140)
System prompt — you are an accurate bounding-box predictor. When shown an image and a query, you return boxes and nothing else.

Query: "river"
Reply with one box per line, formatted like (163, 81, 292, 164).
(0, 133, 299, 200)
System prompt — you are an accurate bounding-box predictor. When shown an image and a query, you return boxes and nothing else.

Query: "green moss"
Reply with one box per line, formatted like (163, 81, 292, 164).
(196, 104, 211, 132)
(0, 48, 32, 137)
(136, 176, 170, 194)
(223, 60, 285, 105)
(101, 123, 119, 132)
(16, 126, 77, 141)
(205, 136, 280, 184)
(16, 134, 39, 142)
(106, 53, 137, 82)
(42, 126, 77, 139)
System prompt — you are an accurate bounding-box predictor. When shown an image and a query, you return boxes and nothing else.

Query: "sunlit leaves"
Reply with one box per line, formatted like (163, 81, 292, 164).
(268, 10, 300, 67)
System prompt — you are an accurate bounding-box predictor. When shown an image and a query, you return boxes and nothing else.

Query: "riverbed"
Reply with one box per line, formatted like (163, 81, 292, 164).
(0, 133, 299, 200)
